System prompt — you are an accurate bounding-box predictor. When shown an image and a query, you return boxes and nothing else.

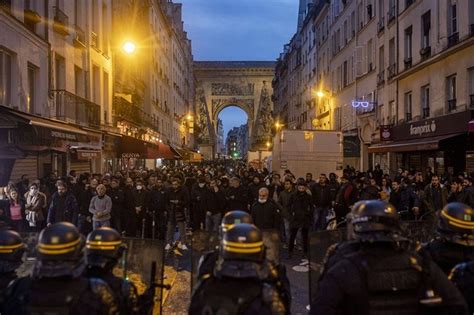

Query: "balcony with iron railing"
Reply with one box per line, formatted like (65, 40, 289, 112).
(420, 45, 431, 59)
(405, 0, 415, 10)
(113, 97, 159, 132)
(448, 32, 459, 48)
(377, 70, 385, 87)
(447, 99, 457, 112)
(405, 112, 412, 122)
(470, 94, 474, 108)
(52, 90, 100, 128)
(53, 6, 69, 36)
(404, 57, 412, 69)
(387, 63, 397, 80)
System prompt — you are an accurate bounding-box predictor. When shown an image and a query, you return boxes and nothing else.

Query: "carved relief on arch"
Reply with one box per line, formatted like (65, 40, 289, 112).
(211, 98, 255, 121)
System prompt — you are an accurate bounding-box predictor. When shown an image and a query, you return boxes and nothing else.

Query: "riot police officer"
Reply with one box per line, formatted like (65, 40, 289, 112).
(84, 227, 140, 314)
(422, 202, 474, 274)
(311, 200, 468, 315)
(0, 229, 25, 293)
(196, 210, 255, 280)
(2, 222, 118, 314)
(449, 261, 474, 313)
(190, 223, 290, 314)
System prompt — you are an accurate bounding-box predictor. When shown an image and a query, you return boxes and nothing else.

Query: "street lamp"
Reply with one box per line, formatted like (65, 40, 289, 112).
(122, 40, 136, 54)
(316, 91, 325, 98)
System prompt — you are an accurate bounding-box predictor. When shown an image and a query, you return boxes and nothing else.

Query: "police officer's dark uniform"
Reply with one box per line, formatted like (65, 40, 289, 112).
(0, 229, 25, 294)
(449, 261, 474, 314)
(190, 223, 290, 314)
(2, 222, 118, 315)
(84, 227, 140, 315)
(421, 202, 474, 274)
(311, 200, 468, 315)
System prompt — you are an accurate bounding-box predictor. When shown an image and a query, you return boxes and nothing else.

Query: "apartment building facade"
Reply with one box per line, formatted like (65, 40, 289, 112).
(274, 0, 474, 175)
(0, 0, 195, 184)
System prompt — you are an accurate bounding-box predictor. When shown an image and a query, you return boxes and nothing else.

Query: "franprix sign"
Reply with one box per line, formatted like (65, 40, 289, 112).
(392, 111, 472, 141)
(409, 120, 436, 136)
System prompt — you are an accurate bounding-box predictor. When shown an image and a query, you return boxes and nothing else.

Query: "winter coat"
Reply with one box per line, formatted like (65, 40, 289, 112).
(278, 189, 296, 220)
(311, 184, 333, 208)
(47, 192, 79, 225)
(204, 188, 226, 215)
(226, 186, 250, 211)
(288, 191, 313, 229)
(422, 184, 448, 214)
(250, 199, 282, 230)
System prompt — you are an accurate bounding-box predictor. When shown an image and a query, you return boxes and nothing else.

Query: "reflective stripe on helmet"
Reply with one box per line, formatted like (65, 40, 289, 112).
(223, 245, 262, 254)
(223, 240, 263, 248)
(38, 237, 81, 249)
(441, 210, 474, 229)
(86, 240, 122, 246)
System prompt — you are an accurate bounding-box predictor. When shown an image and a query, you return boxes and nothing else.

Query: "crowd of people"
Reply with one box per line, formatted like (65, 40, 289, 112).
(0, 160, 473, 313)
(1, 163, 473, 256)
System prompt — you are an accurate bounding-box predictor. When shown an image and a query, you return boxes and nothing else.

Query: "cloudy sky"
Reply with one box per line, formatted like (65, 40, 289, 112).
(180, 0, 299, 137)
(180, 0, 299, 60)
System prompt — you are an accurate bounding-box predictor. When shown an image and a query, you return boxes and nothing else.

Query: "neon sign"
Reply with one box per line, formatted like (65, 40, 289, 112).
(351, 100, 371, 108)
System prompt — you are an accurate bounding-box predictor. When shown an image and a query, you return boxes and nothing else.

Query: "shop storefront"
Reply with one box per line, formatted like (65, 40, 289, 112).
(117, 136, 179, 170)
(369, 110, 474, 176)
(0, 106, 97, 182)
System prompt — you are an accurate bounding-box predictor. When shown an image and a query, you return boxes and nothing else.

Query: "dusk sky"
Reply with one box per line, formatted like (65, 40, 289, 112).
(180, 0, 299, 137)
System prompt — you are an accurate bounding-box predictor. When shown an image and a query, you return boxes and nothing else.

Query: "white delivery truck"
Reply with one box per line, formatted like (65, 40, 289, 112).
(272, 129, 344, 178)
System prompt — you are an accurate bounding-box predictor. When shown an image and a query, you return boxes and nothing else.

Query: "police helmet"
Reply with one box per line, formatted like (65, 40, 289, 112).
(37, 222, 84, 261)
(438, 202, 474, 246)
(221, 211, 253, 232)
(0, 229, 25, 272)
(220, 223, 265, 262)
(86, 227, 125, 268)
(351, 200, 400, 241)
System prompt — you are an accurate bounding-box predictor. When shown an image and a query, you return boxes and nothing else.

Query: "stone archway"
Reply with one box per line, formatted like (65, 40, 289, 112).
(194, 61, 275, 159)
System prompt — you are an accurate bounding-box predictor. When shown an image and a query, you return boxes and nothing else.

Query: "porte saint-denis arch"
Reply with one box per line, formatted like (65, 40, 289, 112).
(194, 61, 276, 160)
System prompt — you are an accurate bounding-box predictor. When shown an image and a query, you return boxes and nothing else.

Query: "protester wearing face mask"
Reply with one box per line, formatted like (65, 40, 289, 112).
(288, 179, 313, 259)
(250, 187, 283, 230)
(46, 182, 79, 226)
(89, 184, 112, 230)
(24, 183, 45, 231)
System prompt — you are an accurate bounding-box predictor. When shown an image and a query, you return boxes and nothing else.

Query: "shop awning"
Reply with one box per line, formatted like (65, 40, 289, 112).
(12, 111, 88, 136)
(118, 136, 148, 159)
(74, 149, 101, 160)
(368, 133, 465, 153)
(160, 144, 180, 159)
(175, 147, 202, 162)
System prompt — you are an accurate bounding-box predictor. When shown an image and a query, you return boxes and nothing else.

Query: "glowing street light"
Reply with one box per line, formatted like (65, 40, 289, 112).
(275, 121, 282, 129)
(122, 41, 136, 54)
(316, 91, 325, 98)
(187, 114, 193, 120)
(266, 141, 271, 148)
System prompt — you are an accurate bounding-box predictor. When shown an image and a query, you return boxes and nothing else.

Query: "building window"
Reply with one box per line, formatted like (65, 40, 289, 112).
(367, 39, 373, 72)
(388, 100, 395, 124)
(421, 85, 430, 118)
(404, 26, 413, 65)
(446, 75, 456, 111)
(343, 60, 348, 87)
(404, 92, 412, 121)
(449, 2, 457, 35)
(351, 11, 355, 37)
(27, 64, 38, 114)
(421, 11, 431, 49)
(0, 49, 12, 107)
